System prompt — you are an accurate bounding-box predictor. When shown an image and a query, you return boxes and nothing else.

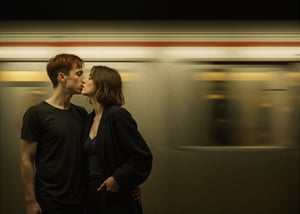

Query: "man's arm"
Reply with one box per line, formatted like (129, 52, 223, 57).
(20, 139, 42, 214)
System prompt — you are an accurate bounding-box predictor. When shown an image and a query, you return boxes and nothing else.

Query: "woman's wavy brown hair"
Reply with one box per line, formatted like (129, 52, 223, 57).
(90, 65, 125, 107)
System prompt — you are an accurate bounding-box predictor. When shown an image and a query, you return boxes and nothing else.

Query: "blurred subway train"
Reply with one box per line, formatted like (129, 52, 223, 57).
(0, 20, 299, 214)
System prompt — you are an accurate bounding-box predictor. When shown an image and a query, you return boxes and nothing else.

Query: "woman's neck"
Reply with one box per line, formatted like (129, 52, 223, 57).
(93, 102, 104, 117)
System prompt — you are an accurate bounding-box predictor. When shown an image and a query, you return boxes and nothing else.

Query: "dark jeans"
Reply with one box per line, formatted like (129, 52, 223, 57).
(38, 199, 84, 214)
(86, 177, 143, 214)
(86, 176, 105, 214)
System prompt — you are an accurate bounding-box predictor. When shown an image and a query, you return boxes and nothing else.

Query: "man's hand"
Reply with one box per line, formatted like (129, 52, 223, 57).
(26, 201, 42, 214)
(131, 186, 142, 202)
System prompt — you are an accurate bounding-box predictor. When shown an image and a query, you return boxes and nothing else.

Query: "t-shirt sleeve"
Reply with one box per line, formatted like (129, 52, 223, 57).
(20, 106, 41, 142)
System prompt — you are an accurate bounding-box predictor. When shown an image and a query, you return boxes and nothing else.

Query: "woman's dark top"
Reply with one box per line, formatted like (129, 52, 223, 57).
(84, 136, 103, 178)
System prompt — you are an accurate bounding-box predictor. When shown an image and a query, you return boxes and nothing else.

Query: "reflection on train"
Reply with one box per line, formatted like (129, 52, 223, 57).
(0, 20, 299, 214)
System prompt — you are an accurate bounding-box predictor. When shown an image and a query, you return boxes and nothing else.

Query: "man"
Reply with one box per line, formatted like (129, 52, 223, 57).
(20, 53, 88, 214)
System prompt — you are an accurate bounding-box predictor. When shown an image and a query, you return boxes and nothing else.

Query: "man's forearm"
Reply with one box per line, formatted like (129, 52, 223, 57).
(20, 159, 36, 203)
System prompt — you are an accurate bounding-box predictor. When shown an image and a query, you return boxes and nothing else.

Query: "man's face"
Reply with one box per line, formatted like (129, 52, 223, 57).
(64, 67, 84, 94)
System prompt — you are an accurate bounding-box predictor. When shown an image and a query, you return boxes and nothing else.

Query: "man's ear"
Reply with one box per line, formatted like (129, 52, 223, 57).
(58, 72, 66, 83)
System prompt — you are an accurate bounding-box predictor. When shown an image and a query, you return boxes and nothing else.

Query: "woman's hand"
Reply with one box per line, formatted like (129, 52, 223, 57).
(97, 176, 120, 192)
(97, 177, 142, 202)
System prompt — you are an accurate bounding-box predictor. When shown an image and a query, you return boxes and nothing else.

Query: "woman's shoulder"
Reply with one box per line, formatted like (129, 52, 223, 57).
(106, 105, 132, 120)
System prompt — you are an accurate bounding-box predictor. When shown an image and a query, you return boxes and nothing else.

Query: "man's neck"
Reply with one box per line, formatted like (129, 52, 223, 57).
(45, 89, 72, 110)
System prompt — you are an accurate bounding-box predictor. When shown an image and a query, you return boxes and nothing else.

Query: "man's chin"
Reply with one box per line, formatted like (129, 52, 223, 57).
(73, 90, 82, 95)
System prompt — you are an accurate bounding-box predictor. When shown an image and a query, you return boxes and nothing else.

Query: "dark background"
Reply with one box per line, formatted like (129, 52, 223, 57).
(0, 0, 299, 21)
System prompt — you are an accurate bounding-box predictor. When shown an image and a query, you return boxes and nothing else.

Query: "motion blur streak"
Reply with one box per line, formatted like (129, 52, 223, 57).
(0, 20, 299, 214)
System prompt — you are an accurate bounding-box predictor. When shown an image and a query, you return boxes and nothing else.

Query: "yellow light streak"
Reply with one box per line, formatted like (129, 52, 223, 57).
(0, 71, 141, 82)
(0, 71, 48, 82)
(192, 72, 276, 81)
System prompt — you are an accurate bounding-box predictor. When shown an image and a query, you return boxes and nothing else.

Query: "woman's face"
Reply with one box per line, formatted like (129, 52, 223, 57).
(81, 72, 96, 97)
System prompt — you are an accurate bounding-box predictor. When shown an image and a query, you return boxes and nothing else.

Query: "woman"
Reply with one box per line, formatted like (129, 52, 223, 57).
(81, 65, 153, 214)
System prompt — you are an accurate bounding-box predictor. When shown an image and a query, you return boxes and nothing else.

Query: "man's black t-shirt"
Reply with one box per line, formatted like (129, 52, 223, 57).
(21, 101, 88, 205)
